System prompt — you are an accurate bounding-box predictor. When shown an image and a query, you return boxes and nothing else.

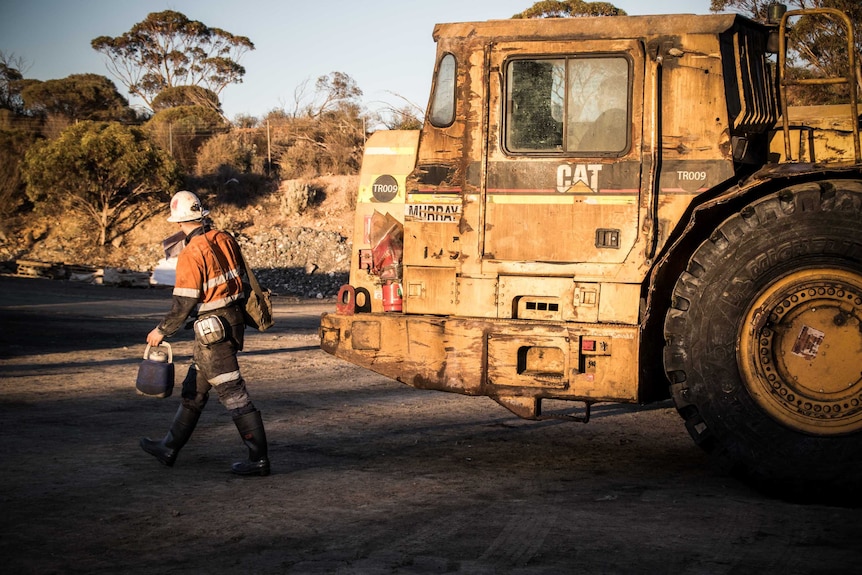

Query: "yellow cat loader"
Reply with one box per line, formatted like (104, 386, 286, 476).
(320, 5, 862, 500)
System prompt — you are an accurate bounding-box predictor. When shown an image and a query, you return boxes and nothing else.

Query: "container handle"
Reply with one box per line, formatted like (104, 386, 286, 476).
(143, 341, 173, 362)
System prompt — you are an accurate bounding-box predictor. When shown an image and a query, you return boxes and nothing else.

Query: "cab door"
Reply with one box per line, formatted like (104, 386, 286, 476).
(483, 39, 645, 265)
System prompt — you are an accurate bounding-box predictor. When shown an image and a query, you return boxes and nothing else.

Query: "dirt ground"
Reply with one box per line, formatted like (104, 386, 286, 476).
(1, 275, 860, 575)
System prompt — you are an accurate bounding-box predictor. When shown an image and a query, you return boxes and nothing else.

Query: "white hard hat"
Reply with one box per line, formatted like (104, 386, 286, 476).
(167, 191, 210, 223)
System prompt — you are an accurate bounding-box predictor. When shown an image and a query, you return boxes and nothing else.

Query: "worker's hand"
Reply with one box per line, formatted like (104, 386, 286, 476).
(147, 327, 165, 347)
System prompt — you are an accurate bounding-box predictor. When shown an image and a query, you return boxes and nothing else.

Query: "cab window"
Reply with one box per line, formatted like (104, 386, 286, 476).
(429, 53, 457, 127)
(505, 55, 630, 155)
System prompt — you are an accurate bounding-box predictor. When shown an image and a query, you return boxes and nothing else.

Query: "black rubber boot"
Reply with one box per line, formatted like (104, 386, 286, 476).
(231, 410, 270, 477)
(140, 405, 201, 467)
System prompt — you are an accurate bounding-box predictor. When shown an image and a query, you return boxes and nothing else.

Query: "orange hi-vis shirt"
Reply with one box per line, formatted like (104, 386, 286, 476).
(158, 227, 245, 337)
(175, 229, 244, 312)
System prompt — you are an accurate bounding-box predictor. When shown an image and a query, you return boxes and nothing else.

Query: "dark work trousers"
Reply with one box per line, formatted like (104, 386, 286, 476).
(182, 305, 254, 416)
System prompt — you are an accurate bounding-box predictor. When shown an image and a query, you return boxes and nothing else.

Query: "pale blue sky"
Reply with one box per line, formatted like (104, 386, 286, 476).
(1, 0, 715, 121)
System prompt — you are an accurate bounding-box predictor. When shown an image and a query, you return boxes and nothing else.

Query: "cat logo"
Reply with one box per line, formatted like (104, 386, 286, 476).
(556, 163, 603, 194)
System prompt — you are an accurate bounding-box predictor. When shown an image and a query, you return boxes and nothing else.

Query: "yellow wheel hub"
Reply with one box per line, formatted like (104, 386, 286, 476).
(739, 268, 862, 435)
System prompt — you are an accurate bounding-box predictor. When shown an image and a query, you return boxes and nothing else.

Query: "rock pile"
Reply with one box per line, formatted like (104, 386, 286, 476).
(235, 227, 351, 299)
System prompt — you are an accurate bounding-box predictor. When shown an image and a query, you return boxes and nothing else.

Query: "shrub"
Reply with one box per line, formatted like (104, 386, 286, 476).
(279, 179, 320, 216)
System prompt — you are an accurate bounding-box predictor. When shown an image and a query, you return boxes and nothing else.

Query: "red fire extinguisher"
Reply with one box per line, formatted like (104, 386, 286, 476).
(382, 281, 402, 312)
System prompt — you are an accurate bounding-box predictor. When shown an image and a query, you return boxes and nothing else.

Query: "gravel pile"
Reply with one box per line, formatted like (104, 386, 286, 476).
(235, 226, 351, 299)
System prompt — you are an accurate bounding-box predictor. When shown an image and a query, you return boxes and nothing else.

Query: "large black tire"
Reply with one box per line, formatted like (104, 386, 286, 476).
(663, 180, 862, 503)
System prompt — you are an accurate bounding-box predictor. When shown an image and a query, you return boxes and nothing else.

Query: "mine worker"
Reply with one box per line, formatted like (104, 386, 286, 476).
(140, 190, 270, 476)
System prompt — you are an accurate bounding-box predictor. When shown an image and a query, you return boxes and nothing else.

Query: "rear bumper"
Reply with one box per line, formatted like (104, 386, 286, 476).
(320, 311, 641, 404)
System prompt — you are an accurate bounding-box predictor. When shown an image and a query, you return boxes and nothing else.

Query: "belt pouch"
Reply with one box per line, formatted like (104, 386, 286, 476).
(194, 315, 227, 345)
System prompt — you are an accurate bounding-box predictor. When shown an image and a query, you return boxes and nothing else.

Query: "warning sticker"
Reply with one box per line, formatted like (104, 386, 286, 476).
(791, 325, 825, 361)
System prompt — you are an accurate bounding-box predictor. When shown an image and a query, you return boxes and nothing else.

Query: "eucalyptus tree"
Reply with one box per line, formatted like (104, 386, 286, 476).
(710, 0, 862, 103)
(20, 74, 136, 122)
(22, 121, 180, 247)
(513, 0, 626, 18)
(92, 10, 254, 111)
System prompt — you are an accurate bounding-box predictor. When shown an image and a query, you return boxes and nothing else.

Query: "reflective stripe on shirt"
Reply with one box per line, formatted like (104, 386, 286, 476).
(204, 267, 242, 292)
(199, 292, 243, 312)
(173, 286, 200, 298)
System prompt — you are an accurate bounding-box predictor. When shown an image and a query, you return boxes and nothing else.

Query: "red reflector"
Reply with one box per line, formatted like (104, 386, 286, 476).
(582, 339, 596, 352)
